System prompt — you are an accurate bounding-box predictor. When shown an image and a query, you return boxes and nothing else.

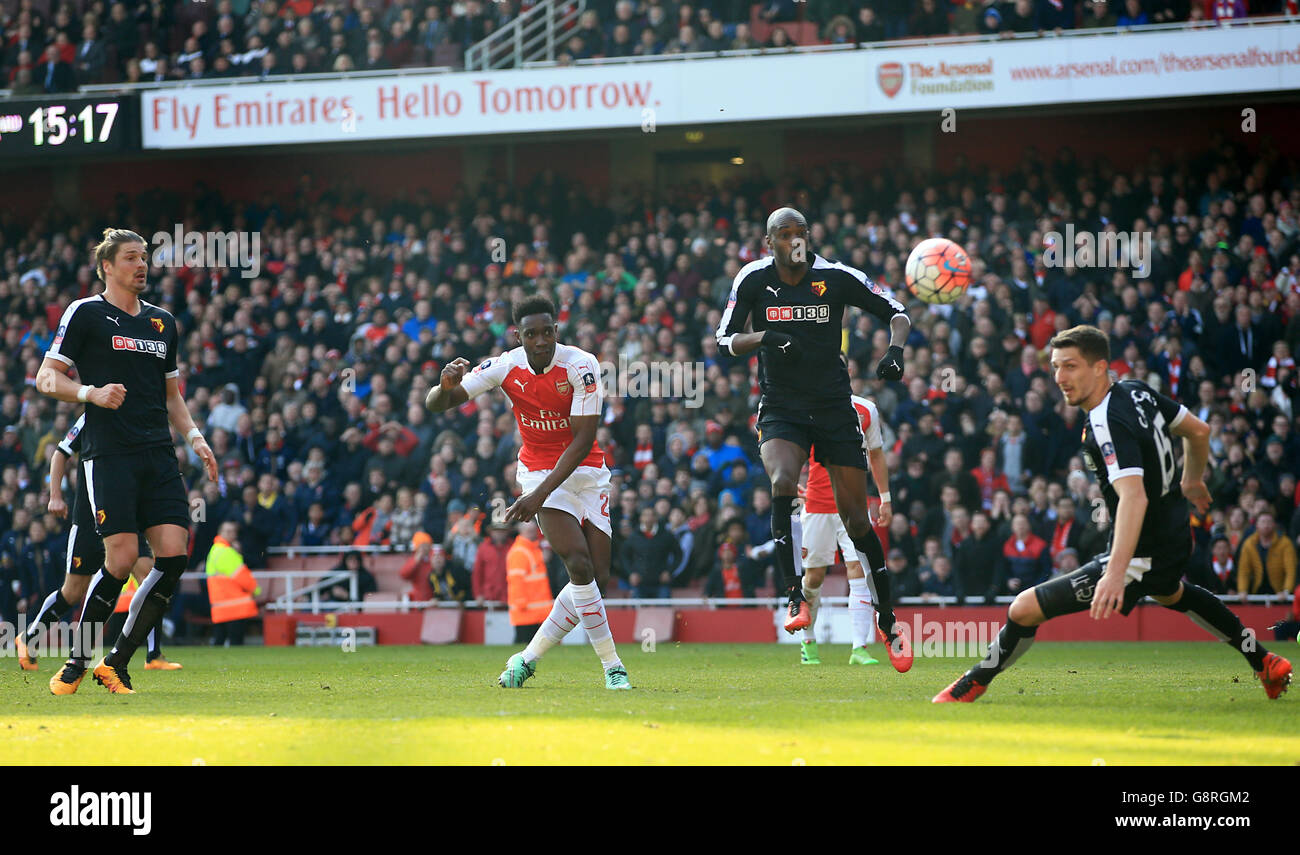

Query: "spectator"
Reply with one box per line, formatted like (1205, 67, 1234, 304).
(1081, 0, 1119, 26)
(1237, 512, 1297, 600)
(885, 547, 921, 598)
(401, 531, 436, 600)
(74, 24, 107, 83)
(324, 549, 378, 602)
(36, 35, 75, 92)
(978, 4, 1006, 34)
(909, 0, 950, 36)
(471, 520, 512, 602)
(706, 539, 758, 598)
(1117, 0, 1150, 26)
(954, 511, 1002, 603)
(430, 543, 470, 602)
(1000, 513, 1051, 594)
(1204, 536, 1237, 595)
(921, 555, 959, 600)
(621, 506, 683, 598)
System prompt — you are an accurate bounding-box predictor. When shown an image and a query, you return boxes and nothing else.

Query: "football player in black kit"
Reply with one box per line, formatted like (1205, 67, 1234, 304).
(935, 325, 1292, 702)
(36, 229, 218, 694)
(715, 207, 914, 672)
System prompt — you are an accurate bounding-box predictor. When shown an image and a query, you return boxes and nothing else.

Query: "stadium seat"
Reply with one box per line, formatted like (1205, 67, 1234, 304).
(369, 553, 409, 593)
(301, 555, 339, 573)
(420, 608, 462, 644)
(634, 607, 674, 643)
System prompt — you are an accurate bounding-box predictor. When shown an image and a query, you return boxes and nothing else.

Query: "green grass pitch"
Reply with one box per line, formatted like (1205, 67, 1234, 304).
(2, 642, 1294, 765)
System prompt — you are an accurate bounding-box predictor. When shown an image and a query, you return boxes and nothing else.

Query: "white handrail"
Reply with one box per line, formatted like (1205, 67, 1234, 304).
(262, 592, 1293, 612)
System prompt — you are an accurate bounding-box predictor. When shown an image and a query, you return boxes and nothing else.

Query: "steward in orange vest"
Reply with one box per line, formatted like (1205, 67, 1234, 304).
(506, 524, 553, 641)
(205, 532, 261, 623)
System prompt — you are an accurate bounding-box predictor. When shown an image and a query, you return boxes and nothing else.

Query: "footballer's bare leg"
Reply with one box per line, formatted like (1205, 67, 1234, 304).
(760, 438, 811, 632)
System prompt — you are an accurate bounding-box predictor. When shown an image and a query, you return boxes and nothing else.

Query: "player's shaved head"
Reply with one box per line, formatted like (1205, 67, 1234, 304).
(766, 207, 807, 235)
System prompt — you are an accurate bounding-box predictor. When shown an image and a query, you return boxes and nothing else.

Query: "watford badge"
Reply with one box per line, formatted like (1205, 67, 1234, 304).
(151, 318, 165, 333)
(96, 509, 106, 526)
(811, 280, 826, 297)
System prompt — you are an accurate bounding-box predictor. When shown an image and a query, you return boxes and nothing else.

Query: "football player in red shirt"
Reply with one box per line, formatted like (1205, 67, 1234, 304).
(427, 295, 629, 691)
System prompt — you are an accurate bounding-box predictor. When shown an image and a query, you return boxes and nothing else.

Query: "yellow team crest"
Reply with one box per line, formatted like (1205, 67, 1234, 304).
(811, 281, 826, 297)
(96, 509, 106, 525)
(73, 557, 81, 569)
(151, 318, 165, 333)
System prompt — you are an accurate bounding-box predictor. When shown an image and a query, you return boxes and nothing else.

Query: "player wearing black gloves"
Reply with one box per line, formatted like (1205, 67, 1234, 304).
(714, 207, 914, 672)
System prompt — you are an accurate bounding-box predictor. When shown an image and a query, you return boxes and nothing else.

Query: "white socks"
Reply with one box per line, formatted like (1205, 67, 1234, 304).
(571, 581, 621, 669)
(849, 577, 875, 649)
(523, 584, 578, 664)
(526, 581, 622, 670)
(801, 581, 821, 642)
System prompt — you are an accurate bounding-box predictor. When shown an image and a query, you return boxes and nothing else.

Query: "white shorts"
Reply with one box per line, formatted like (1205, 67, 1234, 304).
(516, 462, 613, 537)
(800, 511, 859, 568)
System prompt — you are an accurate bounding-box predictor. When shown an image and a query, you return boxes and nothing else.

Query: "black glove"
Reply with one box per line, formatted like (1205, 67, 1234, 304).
(761, 330, 803, 362)
(876, 345, 905, 381)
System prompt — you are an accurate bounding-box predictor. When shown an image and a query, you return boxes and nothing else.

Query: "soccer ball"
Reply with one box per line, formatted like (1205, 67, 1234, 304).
(905, 238, 971, 305)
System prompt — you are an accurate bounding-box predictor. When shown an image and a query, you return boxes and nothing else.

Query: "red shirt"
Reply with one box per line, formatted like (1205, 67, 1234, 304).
(460, 344, 605, 471)
(472, 538, 511, 602)
(971, 466, 1010, 508)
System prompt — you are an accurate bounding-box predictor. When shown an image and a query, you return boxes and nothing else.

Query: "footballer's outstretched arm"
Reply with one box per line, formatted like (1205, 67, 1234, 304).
(426, 357, 473, 413)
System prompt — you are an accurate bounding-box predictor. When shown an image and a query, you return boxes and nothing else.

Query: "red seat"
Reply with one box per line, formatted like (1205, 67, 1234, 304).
(420, 608, 461, 644)
(301, 555, 339, 573)
(634, 607, 674, 643)
(369, 553, 409, 594)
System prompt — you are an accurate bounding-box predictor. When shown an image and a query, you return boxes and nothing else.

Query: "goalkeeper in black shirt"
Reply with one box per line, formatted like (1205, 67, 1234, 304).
(715, 207, 914, 671)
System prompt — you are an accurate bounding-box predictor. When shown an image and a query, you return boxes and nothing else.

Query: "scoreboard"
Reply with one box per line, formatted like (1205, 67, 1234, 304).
(0, 94, 139, 159)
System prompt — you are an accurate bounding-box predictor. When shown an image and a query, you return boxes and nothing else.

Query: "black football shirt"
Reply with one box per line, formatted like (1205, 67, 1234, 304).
(46, 294, 179, 459)
(1080, 378, 1190, 559)
(715, 254, 907, 408)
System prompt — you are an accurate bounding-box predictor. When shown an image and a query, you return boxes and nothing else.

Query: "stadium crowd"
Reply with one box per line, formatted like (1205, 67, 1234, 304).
(0, 0, 1289, 93)
(0, 130, 1298, 630)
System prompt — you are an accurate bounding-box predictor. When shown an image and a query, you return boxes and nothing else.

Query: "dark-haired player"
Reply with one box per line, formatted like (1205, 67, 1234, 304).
(934, 325, 1292, 702)
(36, 229, 217, 695)
(715, 207, 914, 672)
(426, 294, 630, 690)
(17, 413, 180, 685)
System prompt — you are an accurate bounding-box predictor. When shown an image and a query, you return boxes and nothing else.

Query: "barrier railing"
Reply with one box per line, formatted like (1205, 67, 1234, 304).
(254, 592, 1293, 613)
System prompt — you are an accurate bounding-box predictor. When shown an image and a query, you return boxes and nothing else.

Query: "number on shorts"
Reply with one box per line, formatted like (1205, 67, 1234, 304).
(600, 492, 609, 517)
